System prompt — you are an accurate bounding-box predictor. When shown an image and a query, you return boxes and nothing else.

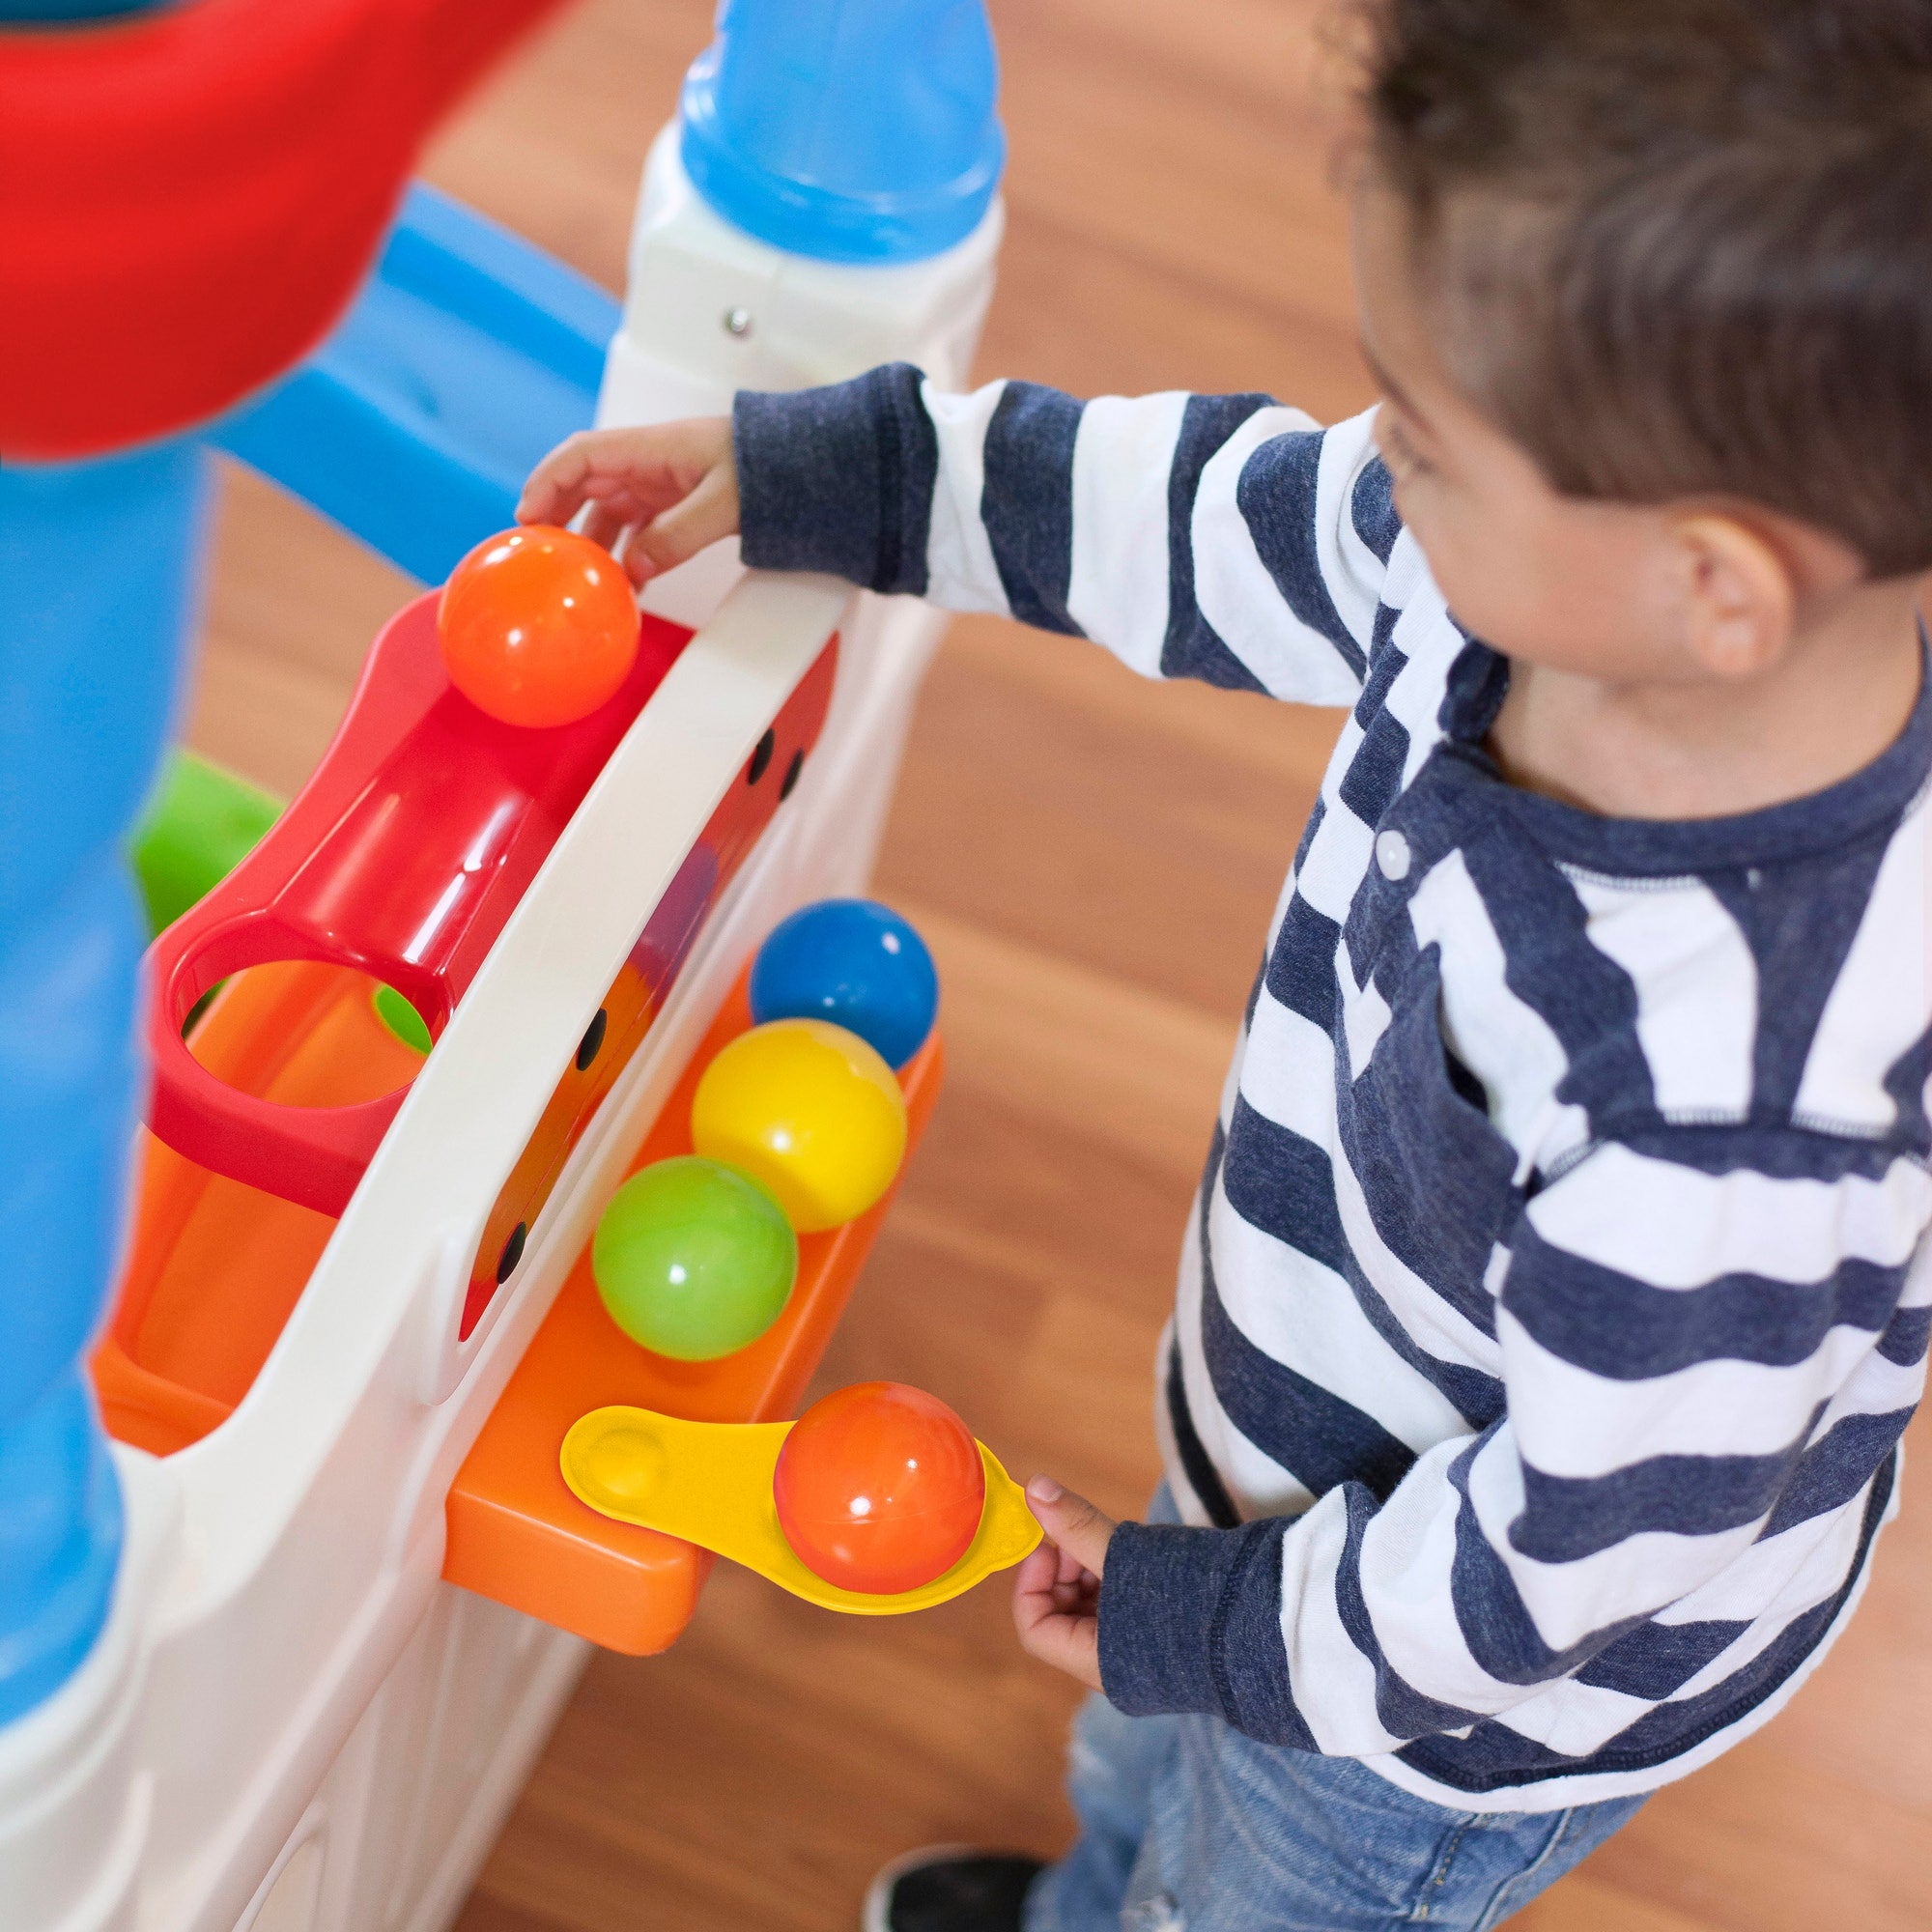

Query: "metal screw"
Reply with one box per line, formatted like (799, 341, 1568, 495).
(723, 306, 753, 338)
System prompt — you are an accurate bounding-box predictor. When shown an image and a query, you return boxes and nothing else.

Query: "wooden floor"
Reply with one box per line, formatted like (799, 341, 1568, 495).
(185, 2, 1932, 1927)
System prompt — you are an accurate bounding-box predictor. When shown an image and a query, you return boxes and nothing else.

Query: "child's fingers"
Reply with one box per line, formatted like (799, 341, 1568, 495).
(517, 430, 675, 526)
(579, 500, 634, 556)
(1023, 1615, 1100, 1687)
(621, 464, 743, 584)
(1011, 1546, 1067, 1634)
(1013, 1539, 1060, 1604)
(1056, 1549, 1099, 1599)
(1011, 1534, 1104, 1691)
(1011, 1557, 1103, 1690)
(575, 485, 674, 558)
(516, 430, 629, 526)
(1016, 1544, 1093, 1616)
(519, 419, 734, 531)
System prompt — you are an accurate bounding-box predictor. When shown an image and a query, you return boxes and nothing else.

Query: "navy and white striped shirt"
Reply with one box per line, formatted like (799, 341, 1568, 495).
(735, 367, 1932, 1809)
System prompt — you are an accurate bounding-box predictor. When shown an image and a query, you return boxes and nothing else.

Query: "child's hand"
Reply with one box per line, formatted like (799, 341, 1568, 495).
(1011, 1476, 1118, 1693)
(516, 417, 740, 587)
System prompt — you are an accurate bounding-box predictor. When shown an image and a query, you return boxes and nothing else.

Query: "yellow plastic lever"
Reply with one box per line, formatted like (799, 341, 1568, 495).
(560, 1404, 1043, 1615)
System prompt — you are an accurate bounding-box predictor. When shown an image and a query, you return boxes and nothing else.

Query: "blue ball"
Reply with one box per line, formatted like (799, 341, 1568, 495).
(750, 898, 939, 1069)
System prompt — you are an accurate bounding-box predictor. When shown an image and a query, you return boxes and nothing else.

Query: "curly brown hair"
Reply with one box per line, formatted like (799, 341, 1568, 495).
(1361, 0, 1932, 574)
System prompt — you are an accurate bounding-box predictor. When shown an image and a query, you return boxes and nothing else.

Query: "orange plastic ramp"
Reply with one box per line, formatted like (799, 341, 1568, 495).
(442, 987, 943, 1654)
(94, 960, 427, 1457)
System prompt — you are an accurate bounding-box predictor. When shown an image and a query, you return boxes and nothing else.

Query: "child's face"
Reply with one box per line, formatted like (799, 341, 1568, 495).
(1351, 180, 1738, 684)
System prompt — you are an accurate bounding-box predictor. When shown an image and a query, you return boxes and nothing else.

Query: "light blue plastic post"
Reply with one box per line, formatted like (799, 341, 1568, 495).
(0, 442, 205, 1723)
(679, 0, 1004, 265)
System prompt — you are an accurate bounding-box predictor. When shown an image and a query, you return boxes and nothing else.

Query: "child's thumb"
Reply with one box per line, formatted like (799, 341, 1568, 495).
(1026, 1476, 1117, 1574)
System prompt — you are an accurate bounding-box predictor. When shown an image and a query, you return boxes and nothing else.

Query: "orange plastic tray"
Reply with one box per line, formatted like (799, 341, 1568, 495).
(442, 985, 942, 1654)
(94, 959, 426, 1457)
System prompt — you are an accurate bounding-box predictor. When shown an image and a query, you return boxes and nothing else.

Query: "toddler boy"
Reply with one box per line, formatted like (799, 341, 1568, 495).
(521, 1, 1932, 1925)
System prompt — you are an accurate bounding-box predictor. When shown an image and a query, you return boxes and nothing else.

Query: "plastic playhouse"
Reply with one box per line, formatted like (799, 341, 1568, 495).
(0, 3, 1009, 1928)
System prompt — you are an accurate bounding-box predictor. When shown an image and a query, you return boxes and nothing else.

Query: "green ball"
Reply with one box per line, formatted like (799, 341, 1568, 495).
(592, 1156, 798, 1361)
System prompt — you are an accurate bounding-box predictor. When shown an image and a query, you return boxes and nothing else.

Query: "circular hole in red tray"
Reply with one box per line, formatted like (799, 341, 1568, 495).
(184, 961, 432, 1110)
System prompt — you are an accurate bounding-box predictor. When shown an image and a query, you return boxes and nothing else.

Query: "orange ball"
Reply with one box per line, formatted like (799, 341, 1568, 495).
(437, 526, 640, 728)
(773, 1382, 985, 1595)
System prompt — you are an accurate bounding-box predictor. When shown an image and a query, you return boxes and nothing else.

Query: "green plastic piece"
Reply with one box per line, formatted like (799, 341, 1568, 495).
(372, 983, 434, 1054)
(131, 752, 282, 937)
(592, 1156, 798, 1362)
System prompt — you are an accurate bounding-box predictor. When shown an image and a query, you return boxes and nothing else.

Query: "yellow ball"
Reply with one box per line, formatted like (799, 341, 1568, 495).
(691, 1019, 908, 1233)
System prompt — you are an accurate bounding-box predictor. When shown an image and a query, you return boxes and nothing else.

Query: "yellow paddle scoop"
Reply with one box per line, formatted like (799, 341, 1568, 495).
(561, 1404, 1043, 1615)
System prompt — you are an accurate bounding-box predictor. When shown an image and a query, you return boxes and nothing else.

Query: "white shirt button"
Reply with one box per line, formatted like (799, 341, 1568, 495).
(1375, 830, 1411, 881)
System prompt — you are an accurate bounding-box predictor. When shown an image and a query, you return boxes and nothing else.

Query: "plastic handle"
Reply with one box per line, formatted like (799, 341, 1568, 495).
(145, 908, 417, 1217)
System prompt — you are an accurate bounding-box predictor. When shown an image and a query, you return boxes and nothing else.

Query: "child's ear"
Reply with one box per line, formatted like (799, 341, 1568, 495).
(1670, 507, 1870, 680)
(1671, 512, 1798, 680)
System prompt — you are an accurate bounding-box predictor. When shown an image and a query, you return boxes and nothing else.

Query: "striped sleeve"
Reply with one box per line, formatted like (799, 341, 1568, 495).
(734, 363, 1397, 703)
(1098, 1131, 1932, 1753)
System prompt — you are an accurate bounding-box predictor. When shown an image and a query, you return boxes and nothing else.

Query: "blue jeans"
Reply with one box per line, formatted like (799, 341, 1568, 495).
(1023, 1697, 1643, 1932)
(1024, 1496, 1644, 1932)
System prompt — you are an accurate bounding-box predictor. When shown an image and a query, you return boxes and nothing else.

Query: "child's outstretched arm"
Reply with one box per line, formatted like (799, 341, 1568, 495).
(519, 367, 1402, 708)
(1161, 1135, 1923, 1752)
(733, 365, 1394, 704)
(1023, 1128, 1929, 1763)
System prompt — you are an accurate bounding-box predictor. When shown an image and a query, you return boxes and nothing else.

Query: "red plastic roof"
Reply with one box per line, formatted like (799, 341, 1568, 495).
(0, 0, 565, 458)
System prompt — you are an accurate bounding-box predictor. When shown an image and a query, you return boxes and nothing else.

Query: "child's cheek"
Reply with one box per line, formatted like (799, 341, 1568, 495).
(1406, 498, 1509, 639)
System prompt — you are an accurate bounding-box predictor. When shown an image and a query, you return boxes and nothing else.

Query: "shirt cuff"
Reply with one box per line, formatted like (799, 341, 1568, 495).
(1097, 1517, 1302, 1737)
(732, 363, 936, 595)
(1097, 1522, 1229, 1717)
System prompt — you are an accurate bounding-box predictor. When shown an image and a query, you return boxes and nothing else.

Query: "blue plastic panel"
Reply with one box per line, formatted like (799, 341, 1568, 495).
(0, 1, 167, 15)
(214, 185, 619, 584)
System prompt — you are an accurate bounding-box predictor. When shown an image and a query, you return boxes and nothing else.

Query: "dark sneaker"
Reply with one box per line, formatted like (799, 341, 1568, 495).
(863, 1847, 1047, 1932)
